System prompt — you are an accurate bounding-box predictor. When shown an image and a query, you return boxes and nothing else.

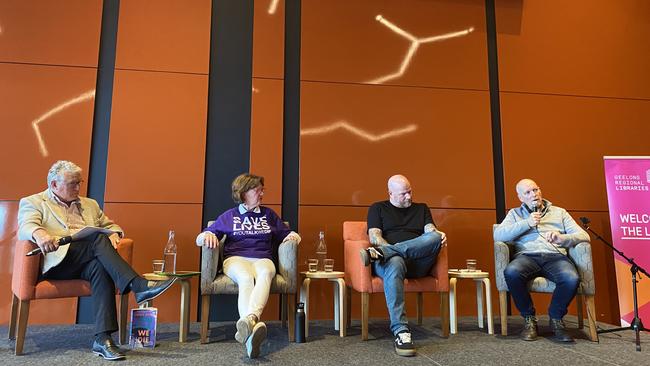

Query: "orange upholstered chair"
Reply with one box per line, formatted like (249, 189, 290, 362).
(9, 239, 134, 355)
(343, 221, 450, 340)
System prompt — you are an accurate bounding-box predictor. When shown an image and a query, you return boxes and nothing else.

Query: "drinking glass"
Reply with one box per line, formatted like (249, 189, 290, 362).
(152, 259, 165, 274)
(308, 259, 318, 272)
(324, 258, 334, 272)
(466, 259, 477, 271)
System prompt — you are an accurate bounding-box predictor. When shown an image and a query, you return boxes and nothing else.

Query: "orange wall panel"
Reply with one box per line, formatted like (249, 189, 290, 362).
(252, 0, 285, 78)
(496, 0, 650, 99)
(105, 70, 208, 203)
(302, 0, 487, 89)
(300, 81, 494, 208)
(103, 203, 202, 323)
(0, 0, 102, 67)
(250, 78, 284, 205)
(500, 92, 650, 211)
(115, 0, 211, 74)
(0, 63, 95, 200)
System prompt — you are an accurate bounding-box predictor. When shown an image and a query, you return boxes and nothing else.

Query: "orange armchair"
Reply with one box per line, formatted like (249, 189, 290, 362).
(9, 239, 134, 355)
(343, 221, 449, 340)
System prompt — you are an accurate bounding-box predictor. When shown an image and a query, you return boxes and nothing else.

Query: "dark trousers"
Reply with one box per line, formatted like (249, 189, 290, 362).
(504, 252, 580, 320)
(43, 233, 138, 335)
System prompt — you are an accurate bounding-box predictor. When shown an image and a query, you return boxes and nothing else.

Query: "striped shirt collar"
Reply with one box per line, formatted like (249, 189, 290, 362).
(47, 188, 81, 208)
(238, 204, 261, 214)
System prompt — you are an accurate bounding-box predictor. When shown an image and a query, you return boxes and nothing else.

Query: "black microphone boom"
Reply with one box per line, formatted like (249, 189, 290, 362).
(25, 236, 73, 256)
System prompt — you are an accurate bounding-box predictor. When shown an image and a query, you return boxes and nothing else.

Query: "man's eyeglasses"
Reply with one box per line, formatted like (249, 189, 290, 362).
(64, 180, 84, 188)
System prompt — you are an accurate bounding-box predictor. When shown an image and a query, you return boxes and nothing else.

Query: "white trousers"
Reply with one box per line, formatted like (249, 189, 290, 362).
(223, 256, 276, 319)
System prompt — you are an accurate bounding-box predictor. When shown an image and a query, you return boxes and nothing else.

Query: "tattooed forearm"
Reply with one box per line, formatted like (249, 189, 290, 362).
(368, 228, 389, 246)
(424, 223, 437, 233)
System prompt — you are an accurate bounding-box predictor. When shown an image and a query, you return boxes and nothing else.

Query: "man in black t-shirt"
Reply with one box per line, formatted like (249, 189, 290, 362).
(363, 174, 447, 357)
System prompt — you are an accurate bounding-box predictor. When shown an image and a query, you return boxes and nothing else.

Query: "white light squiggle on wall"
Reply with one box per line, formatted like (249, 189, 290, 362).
(367, 15, 474, 85)
(268, 0, 280, 14)
(301, 120, 417, 142)
(32, 89, 96, 157)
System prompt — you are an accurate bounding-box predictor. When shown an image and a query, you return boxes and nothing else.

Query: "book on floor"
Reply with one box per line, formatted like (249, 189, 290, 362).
(129, 307, 158, 348)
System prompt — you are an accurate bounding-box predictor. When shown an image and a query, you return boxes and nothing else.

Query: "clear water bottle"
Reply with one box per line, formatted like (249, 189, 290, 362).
(315, 230, 327, 272)
(163, 230, 177, 274)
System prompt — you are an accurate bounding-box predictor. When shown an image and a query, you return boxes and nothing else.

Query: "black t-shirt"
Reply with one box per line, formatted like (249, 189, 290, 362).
(367, 200, 434, 244)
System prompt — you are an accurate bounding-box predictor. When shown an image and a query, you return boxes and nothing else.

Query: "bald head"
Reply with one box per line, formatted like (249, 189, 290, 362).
(516, 179, 537, 195)
(516, 178, 542, 209)
(388, 175, 412, 208)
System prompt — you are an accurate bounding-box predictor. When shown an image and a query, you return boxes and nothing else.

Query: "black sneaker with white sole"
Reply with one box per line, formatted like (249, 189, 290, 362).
(359, 247, 384, 266)
(394, 330, 416, 357)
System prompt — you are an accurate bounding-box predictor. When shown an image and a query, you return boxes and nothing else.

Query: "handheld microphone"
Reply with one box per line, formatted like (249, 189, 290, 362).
(26, 236, 73, 256)
(579, 217, 590, 229)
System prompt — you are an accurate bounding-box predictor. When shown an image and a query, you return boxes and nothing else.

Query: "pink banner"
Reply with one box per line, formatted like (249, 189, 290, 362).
(604, 157, 650, 326)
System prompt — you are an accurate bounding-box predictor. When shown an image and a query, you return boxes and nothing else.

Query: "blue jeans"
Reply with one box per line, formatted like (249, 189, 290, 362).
(372, 231, 442, 335)
(504, 252, 579, 320)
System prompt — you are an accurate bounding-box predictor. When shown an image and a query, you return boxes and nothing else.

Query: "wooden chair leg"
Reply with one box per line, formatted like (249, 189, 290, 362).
(15, 300, 30, 355)
(416, 292, 423, 325)
(499, 291, 508, 336)
(200, 295, 211, 344)
(585, 295, 598, 342)
(361, 292, 369, 341)
(576, 293, 584, 329)
(118, 294, 129, 345)
(281, 293, 287, 328)
(346, 286, 352, 328)
(287, 293, 296, 342)
(8, 294, 19, 340)
(440, 291, 449, 338)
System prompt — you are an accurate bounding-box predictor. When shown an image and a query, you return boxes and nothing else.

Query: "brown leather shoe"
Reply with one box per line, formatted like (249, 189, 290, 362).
(520, 316, 538, 341)
(549, 318, 575, 343)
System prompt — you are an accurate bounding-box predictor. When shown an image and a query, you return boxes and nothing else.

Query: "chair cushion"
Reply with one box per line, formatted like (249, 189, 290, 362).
(34, 279, 92, 299)
(201, 273, 290, 295)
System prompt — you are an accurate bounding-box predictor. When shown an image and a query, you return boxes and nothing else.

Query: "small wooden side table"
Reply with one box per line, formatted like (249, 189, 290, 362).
(448, 269, 494, 335)
(299, 271, 347, 338)
(141, 271, 200, 342)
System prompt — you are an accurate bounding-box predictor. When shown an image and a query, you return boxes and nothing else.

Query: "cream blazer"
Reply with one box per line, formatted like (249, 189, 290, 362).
(17, 190, 123, 273)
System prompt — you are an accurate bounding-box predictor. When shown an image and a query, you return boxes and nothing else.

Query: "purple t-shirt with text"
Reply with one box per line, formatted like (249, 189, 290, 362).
(204, 206, 291, 260)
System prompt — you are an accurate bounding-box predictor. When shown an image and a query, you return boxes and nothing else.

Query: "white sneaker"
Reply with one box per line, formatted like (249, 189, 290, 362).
(245, 322, 267, 358)
(235, 315, 255, 343)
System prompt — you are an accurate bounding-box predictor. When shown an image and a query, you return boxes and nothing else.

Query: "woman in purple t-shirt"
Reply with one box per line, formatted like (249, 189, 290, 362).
(196, 173, 300, 358)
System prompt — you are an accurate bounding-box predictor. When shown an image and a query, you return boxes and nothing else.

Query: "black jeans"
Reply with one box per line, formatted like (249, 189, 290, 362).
(43, 233, 138, 335)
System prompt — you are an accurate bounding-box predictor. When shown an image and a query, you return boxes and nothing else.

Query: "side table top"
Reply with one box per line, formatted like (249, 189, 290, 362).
(143, 271, 200, 281)
(301, 270, 345, 279)
(448, 269, 489, 279)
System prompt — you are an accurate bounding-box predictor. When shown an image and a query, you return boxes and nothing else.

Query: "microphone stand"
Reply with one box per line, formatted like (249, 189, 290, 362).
(580, 217, 649, 351)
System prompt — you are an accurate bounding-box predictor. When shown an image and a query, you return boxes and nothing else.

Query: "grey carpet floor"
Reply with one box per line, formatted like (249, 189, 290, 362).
(0, 316, 648, 365)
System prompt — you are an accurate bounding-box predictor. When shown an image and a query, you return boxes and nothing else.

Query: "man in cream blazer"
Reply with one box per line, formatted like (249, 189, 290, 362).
(18, 189, 123, 273)
(17, 160, 175, 361)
